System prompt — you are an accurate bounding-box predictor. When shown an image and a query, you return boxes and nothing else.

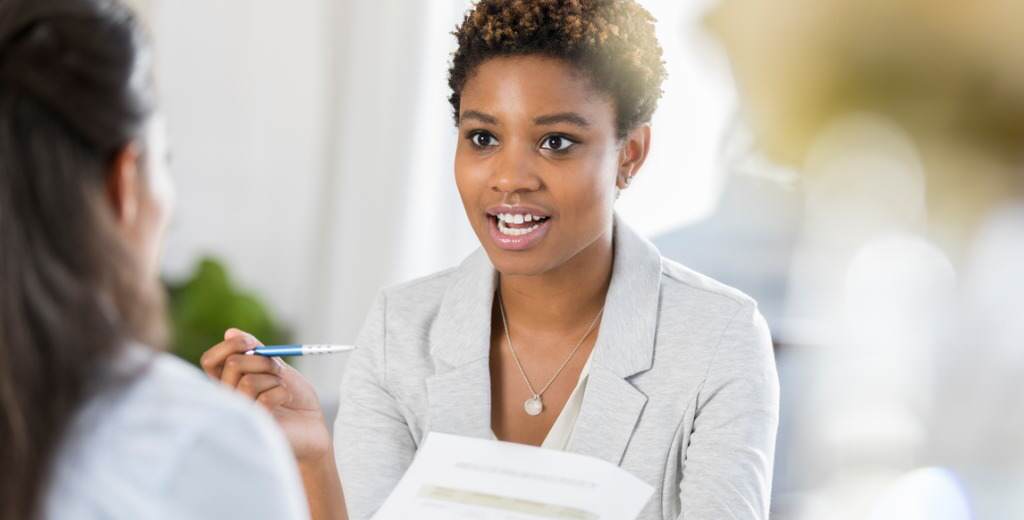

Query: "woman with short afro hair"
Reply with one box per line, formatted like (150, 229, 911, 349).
(201, 1, 779, 518)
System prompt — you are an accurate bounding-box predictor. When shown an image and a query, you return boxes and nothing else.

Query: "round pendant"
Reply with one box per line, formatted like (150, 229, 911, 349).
(524, 395, 544, 416)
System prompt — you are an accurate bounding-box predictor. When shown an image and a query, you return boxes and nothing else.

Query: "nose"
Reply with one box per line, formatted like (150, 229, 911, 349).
(489, 145, 542, 195)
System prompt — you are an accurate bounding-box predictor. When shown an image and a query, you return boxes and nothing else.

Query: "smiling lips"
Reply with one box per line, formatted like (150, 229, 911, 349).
(486, 207, 552, 251)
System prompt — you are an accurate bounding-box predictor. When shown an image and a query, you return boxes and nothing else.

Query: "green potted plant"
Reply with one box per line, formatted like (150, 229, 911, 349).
(165, 258, 290, 366)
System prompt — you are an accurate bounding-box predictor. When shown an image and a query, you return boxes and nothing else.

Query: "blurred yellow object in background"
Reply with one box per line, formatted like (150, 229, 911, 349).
(708, 0, 1024, 254)
(706, 1, 1024, 518)
(707, 0, 1024, 169)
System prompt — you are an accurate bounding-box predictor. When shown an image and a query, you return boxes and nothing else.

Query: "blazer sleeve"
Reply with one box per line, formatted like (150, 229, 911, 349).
(334, 292, 417, 520)
(677, 302, 780, 519)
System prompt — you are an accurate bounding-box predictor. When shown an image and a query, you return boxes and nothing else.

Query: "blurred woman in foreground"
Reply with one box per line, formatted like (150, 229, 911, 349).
(0, 0, 307, 518)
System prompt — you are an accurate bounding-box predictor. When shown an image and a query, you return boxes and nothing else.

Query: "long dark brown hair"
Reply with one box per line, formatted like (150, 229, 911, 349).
(0, 1, 163, 518)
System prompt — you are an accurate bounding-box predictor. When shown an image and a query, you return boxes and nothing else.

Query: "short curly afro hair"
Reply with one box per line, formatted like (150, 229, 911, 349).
(448, 0, 667, 138)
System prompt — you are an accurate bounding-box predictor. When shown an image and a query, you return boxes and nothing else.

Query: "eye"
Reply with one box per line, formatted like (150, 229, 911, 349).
(469, 131, 499, 148)
(540, 135, 577, 152)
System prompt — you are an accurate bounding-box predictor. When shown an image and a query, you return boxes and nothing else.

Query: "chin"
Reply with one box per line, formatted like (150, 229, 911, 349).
(485, 247, 560, 277)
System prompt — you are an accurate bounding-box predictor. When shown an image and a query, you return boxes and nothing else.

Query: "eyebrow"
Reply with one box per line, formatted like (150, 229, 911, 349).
(460, 110, 593, 129)
(460, 110, 498, 125)
(533, 112, 590, 128)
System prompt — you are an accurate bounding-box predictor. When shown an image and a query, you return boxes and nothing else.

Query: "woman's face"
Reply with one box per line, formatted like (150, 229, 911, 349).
(455, 56, 629, 276)
(122, 116, 175, 281)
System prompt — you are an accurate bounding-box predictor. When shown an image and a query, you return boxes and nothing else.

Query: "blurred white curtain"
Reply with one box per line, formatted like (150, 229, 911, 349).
(301, 0, 478, 406)
(153, 0, 334, 341)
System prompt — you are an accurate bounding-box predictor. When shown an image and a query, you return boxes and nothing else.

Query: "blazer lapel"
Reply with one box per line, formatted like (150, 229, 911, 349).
(568, 215, 663, 465)
(425, 250, 497, 440)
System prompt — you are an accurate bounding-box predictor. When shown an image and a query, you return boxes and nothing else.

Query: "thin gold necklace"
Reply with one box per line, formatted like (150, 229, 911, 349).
(497, 292, 603, 416)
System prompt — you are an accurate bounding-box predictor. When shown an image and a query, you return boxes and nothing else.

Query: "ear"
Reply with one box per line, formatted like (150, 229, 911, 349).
(616, 124, 652, 190)
(106, 143, 142, 227)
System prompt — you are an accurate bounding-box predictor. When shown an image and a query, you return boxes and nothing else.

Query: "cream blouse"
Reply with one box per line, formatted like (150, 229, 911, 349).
(541, 351, 594, 451)
(487, 350, 594, 451)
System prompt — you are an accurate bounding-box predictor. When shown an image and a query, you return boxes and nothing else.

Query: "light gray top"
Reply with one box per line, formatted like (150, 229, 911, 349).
(45, 349, 308, 520)
(334, 215, 780, 519)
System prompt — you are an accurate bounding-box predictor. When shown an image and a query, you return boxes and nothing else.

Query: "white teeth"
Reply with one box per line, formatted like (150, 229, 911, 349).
(494, 212, 549, 224)
(497, 219, 540, 236)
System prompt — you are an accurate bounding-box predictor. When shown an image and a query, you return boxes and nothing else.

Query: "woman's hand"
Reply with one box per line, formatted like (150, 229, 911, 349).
(200, 329, 332, 465)
(201, 329, 348, 520)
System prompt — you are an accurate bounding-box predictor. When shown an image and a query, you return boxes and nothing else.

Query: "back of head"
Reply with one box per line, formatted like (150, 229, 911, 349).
(0, 1, 159, 518)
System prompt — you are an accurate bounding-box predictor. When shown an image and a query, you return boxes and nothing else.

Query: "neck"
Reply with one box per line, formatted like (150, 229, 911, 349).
(498, 227, 614, 333)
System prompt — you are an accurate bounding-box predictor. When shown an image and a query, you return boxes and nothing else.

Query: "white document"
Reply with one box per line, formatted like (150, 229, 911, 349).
(372, 432, 653, 520)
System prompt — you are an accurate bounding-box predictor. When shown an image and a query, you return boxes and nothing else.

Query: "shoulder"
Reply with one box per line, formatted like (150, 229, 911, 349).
(133, 353, 282, 439)
(351, 263, 463, 353)
(90, 352, 291, 472)
(651, 258, 778, 411)
(149, 359, 307, 517)
(659, 255, 756, 313)
(657, 256, 766, 339)
(346, 260, 471, 375)
(48, 352, 304, 518)
(139, 355, 300, 484)
(368, 250, 488, 333)
(655, 257, 774, 374)
(378, 263, 462, 315)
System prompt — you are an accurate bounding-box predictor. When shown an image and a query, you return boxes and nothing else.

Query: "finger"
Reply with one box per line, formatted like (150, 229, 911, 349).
(224, 327, 259, 342)
(256, 385, 292, 410)
(199, 330, 262, 379)
(220, 352, 281, 389)
(270, 356, 288, 371)
(200, 337, 250, 379)
(237, 373, 283, 400)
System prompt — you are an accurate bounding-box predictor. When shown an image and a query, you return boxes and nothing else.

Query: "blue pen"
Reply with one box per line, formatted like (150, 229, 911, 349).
(244, 344, 356, 357)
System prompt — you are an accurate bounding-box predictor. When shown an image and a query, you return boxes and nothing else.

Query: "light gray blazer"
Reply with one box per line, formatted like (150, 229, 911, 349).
(334, 216, 780, 519)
